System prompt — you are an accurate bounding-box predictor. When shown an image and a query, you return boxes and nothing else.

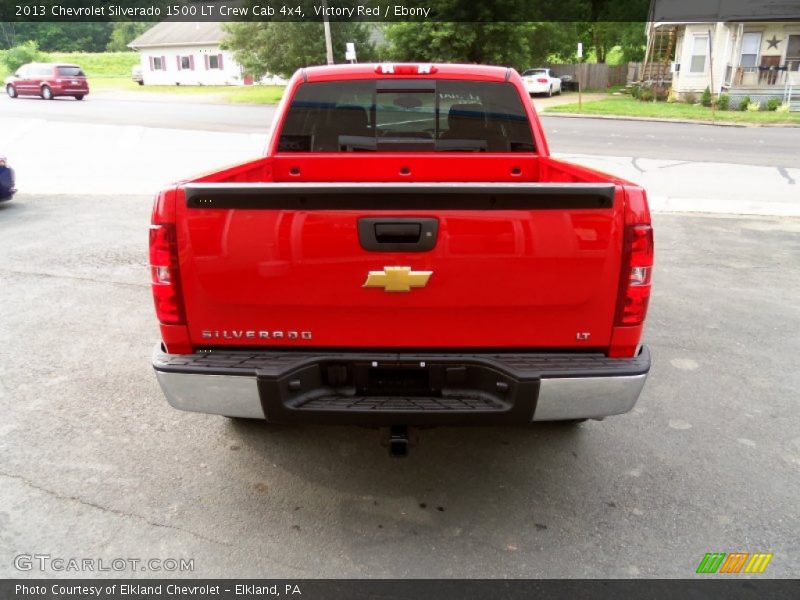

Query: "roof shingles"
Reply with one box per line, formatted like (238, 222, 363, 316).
(129, 22, 224, 48)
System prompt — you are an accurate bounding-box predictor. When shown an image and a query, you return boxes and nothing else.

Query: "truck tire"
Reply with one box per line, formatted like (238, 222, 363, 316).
(74, 95, 85, 101)
(6, 84, 17, 98)
(41, 85, 53, 100)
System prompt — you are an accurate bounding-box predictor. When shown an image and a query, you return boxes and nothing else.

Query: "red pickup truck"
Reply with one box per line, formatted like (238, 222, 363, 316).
(150, 63, 653, 453)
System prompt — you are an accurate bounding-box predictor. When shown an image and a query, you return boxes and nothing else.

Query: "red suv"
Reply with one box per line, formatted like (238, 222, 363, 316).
(5, 62, 89, 100)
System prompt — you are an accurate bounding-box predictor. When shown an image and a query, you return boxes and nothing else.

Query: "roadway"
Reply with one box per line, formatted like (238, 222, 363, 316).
(1, 93, 798, 167)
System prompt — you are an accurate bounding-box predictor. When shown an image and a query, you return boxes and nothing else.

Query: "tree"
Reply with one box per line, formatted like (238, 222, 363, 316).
(1, 23, 113, 52)
(527, 22, 583, 64)
(384, 23, 531, 69)
(2, 41, 42, 72)
(222, 22, 376, 79)
(383, 22, 582, 70)
(579, 22, 646, 63)
(0, 23, 17, 49)
(106, 22, 150, 52)
(615, 22, 647, 62)
(577, 0, 648, 63)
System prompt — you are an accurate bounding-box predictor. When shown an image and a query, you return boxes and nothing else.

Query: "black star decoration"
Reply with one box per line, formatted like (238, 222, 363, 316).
(766, 36, 781, 50)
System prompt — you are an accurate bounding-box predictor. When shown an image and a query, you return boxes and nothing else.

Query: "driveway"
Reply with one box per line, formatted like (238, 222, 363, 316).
(531, 91, 606, 111)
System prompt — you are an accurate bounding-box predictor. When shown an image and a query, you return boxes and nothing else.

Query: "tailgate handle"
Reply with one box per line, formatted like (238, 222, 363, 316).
(375, 222, 421, 243)
(358, 217, 438, 252)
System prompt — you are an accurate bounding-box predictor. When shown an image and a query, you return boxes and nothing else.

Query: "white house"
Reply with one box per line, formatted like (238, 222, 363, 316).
(128, 22, 249, 86)
(645, 21, 800, 108)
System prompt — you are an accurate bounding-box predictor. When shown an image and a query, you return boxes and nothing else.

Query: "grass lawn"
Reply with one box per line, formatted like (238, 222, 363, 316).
(46, 52, 139, 77)
(545, 95, 800, 125)
(217, 85, 286, 104)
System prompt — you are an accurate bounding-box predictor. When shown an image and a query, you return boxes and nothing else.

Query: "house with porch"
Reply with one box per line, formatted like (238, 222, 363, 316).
(643, 21, 800, 109)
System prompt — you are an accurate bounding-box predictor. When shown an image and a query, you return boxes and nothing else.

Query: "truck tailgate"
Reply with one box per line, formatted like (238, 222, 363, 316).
(176, 182, 624, 349)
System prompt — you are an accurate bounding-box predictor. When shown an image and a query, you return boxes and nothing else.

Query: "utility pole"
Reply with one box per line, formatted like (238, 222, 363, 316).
(322, 0, 334, 65)
(577, 42, 583, 111)
(708, 27, 716, 120)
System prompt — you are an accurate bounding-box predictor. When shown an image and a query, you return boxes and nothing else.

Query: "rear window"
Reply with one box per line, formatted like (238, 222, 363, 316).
(56, 67, 85, 77)
(278, 80, 535, 153)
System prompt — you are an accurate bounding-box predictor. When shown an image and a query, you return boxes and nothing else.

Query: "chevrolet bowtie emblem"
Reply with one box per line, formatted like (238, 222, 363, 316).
(363, 266, 432, 293)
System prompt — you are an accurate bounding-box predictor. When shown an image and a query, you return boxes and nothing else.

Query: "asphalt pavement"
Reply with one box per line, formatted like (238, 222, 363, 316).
(1, 93, 798, 166)
(0, 93, 274, 134)
(542, 114, 800, 168)
(0, 195, 798, 577)
(0, 92, 798, 578)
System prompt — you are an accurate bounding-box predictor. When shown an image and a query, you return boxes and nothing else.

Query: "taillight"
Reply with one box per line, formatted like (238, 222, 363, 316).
(375, 63, 437, 75)
(537, 78, 548, 83)
(149, 224, 184, 325)
(616, 224, 654, 326)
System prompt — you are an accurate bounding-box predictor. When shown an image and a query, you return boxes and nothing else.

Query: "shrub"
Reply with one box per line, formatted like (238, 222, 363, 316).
(701, 86, 712, 107)
(766, 97, 782, 111)
(630, 82, 666, 102)
(717, 93, 730, 110)
(776, 102, 791, 114)
(746, 100, 762, 112)
(738, 96, 751, 111)
(1, 41, 41, 73)
(667, 88, 678, 103)
(683, 91, 697, 104)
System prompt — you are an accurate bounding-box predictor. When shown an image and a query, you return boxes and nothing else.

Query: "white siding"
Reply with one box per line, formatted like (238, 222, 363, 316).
(672, 23, 730, 93)
(138, 44, 243, 86)
(672, 21, 800, 94)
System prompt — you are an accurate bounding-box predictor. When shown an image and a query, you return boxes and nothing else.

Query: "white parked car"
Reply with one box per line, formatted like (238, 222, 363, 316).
(132, 65, 144, 86)
(521, 68, 562, 97)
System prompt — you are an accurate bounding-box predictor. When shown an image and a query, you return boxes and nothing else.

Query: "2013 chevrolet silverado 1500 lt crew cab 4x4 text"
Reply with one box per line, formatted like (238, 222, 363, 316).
(150, 63, 653, 453)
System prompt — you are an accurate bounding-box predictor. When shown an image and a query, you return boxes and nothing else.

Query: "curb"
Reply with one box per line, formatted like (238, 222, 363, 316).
(540, 112, 800, 128)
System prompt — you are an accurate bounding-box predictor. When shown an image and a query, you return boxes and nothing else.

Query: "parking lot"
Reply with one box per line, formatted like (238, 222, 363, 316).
(1, 94, 798, 578)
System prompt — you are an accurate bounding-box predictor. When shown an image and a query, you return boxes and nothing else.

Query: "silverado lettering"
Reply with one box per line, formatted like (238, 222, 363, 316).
(149, 63, 653, 453)
(201, 330, 313, 340)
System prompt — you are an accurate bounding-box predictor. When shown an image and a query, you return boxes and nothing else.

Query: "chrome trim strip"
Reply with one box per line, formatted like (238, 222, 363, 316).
(533, 374, 647, 421)
(155, 371, 265, 419)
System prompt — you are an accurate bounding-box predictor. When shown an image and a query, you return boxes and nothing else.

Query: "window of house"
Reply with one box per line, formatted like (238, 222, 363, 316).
(740, 32, 761, 68)
(152, 56, 164, 70)
(180, 56, 191, 70)
(209, 55, 220, 69)
(788, 35, 800, 71)
(690, 35, 709, 73)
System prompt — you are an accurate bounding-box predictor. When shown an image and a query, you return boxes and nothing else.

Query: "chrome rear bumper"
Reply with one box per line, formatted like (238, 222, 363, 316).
(153, 345, 649, 423)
